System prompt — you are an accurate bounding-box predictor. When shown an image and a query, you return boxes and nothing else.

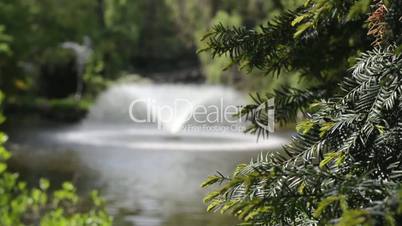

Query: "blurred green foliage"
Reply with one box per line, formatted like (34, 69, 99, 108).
(0, 0, 306, 100)
(0, 91, 112, 225)
(166, 0, 303, 87)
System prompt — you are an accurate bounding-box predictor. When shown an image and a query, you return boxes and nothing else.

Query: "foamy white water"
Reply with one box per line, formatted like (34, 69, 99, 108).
(60, 83, 286, 151)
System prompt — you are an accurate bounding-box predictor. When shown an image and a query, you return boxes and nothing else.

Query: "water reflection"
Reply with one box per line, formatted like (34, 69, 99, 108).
(6, 122, 289, 226)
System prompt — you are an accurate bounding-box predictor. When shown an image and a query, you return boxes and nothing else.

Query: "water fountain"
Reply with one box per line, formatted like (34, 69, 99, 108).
(61, 83, 288, 151)
(8, 83, 290, 226)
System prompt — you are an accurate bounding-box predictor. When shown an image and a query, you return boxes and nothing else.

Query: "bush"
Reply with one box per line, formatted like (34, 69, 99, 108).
(0, 91, 112, 226)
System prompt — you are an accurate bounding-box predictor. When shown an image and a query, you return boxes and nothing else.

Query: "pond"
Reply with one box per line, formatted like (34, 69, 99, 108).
(4, 84, 290, 226)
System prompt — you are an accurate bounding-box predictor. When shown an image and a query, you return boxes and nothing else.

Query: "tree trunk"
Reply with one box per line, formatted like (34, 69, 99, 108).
(97, 0, 106, 29)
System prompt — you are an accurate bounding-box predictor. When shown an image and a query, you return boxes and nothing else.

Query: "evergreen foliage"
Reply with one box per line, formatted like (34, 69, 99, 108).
(202, 0, 402, 225)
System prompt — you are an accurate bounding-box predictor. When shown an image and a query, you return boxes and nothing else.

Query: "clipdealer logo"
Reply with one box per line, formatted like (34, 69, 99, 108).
(128, 97, 275, 133)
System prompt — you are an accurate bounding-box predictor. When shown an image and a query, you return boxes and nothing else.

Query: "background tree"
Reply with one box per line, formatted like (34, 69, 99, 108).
(0, 0, 304, 102)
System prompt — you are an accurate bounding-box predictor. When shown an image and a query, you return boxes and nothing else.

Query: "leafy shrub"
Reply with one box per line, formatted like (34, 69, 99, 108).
(0, 91, 112, 226)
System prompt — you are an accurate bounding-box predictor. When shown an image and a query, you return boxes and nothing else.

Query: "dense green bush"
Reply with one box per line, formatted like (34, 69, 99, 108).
(0, 91, 112, 226)
(202, 0, 402, 225)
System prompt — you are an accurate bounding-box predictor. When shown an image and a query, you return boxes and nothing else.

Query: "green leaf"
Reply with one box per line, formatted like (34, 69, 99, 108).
(233, 164, 247, 176)
(294, 22, 313, 38)
(207, 199, 223, 212)
(296, 120, 315, 134)
(314, 195, 345, 218)
(0, 162, 7, 174)
(62, 182, 75, 191)
(203, 191, 220, 203)
(297, 181, 306, 194)
(291, 14, 309, 27)
(319, 122, 334, 138)
(375, 125, 385, 135)
(40, 178, 50, 191)
(0, 132, 8, 144)
(337, 209, 370, 226)
(319, 151, 344, 169)
(347, 0, 371, 21)
(0, 147, 11, 161)
(220, 199, 240, 214)
(201, 175, 221, 188)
